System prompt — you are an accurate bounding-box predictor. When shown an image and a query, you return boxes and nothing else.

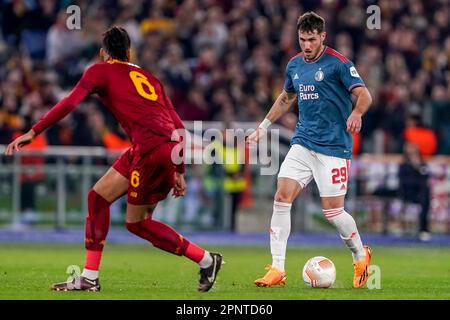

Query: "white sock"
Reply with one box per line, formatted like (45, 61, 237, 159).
(81, 268, 99, 280)
(270, 201, 292, 271)
(199, 251, 213, 268)
(323, 208, 365, 261)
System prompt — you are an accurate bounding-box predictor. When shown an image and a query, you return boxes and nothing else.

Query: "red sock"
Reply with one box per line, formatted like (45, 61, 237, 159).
(185, 242, 206, 263)
(126, 218, 205, 263)
(84, 250, 103, 271)
(84, 190, 110, 271)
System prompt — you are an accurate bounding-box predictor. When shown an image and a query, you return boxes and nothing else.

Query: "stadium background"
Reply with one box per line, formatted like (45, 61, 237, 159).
(1, 0, 450, 235)
(0, 0, 450, 300)
(1, 0, 450, 301)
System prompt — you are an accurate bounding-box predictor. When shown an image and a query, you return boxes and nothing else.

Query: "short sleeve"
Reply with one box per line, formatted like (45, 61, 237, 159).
(78, 63, 104, 94)
(283, 62, 295, 93)
(339, 61, 365, 92)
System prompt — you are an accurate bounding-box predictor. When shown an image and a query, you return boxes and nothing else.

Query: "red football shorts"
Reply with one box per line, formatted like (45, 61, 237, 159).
(112, 142, 177, 205)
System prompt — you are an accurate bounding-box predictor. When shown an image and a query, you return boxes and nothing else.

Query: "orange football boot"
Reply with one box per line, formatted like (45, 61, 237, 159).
(254, 265, 287, 287)
(353, 245, 372, 288)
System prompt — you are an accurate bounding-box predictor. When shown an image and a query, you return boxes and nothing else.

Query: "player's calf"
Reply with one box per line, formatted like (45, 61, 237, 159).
(126, 219, 190, 255)
(85, 189, 111, 252)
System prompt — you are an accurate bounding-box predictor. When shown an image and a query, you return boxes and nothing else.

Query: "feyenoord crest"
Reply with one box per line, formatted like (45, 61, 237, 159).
(315, 69, 324, 81)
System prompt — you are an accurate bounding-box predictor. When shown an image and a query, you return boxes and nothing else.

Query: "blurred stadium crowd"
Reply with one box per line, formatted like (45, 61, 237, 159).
(1, 0, 450, 154)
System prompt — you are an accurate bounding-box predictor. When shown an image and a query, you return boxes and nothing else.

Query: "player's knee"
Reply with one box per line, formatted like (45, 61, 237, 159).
(88, 189, 98, 203)
(125, 221, 140, 234)
(274, 190, 294, 203)
(88, 189, 111, 212)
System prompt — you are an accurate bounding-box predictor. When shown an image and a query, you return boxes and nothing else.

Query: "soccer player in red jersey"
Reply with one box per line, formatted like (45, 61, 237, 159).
(5, 27, 223, 292)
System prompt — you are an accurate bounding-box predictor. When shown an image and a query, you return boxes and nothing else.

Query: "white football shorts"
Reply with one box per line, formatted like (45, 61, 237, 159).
(278, 144, 351, 197)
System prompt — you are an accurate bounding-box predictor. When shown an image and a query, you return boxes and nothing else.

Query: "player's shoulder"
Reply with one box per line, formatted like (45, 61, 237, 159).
(289, 51, 304, 62)
(286, 52, 304, 71)
(91, 61, 159, 80)
(287, 52, 304, 65)
(324, 47, 351, 65)
(83, 61, 129, 76)
(83, 61, 107, 73)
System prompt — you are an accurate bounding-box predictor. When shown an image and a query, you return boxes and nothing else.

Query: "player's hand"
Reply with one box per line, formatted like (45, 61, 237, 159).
(173, 172, 186, 197)
(4, 130, 36, 156)
(246, 127, 267, 146)
(346, 111, 362, 134)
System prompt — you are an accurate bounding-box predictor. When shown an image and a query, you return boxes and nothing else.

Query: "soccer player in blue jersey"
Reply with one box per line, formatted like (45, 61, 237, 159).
(247, 12, 373, 288)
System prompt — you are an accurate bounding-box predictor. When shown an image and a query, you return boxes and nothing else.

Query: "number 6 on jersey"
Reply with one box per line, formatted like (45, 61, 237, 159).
(129, 71, 158, 101)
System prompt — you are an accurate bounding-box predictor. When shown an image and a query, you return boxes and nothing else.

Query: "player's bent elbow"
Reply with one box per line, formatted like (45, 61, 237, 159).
(364, 88, 373, 106)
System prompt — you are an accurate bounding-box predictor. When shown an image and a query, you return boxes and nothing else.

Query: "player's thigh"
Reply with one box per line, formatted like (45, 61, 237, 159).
(276, 144, 313, 202)
(93, 167, 128, 203)
(127, 142, 176, 206)
(126, 202, 157, 223)
(313, 153, 350, 199)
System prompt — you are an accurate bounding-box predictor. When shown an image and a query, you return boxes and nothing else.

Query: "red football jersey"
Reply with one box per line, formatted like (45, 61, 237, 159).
(79, 60, 183, 154)
(33, 59, 184, 155)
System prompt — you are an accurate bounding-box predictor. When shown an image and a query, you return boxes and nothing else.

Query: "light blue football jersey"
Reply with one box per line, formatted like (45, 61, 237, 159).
(284, 46, 365, 159)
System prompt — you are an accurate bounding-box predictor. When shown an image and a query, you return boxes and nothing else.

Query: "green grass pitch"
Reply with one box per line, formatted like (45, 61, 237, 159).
(1, 243, 450, 300)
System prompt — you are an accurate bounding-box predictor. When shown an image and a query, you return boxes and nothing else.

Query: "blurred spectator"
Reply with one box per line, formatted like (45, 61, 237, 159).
(160, 43, 192, 104)
(0, 0, 450, 156)
(213, 126, 246, 232)
(22, 0, 58, 59)
(403, 114, 437, 156)
(46, 11, 86, 69)
(114, 4, 142, 48)
(398, 142, 431, 241)
(1, 0, 27, 46)
(178, 86, 210, 121)
(14, 128, 48, 225)
(0, 110, 14, 144)
(193, 6, 228, 57)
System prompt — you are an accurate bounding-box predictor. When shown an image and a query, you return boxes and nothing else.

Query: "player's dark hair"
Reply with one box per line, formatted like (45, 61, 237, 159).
(102, 26, 131, 61)
(297, 12, 325, 33)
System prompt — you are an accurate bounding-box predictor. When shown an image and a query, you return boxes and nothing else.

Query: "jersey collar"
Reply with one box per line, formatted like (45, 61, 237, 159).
(107, 59, 129, 64)
(107, 59, 141, 68)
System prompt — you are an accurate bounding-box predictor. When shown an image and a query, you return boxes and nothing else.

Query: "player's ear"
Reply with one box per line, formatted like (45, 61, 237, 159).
(99, 48, 109, 62)
(321, 31, 326, 42)
(127, 48, 131, 62)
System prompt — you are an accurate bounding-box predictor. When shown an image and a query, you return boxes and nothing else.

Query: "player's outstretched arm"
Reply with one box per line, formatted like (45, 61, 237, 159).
(347, 86, 372, 134)
(247, 90, 297, 145)
(4, 130, 36, 155)
(4, 84, 89, 156)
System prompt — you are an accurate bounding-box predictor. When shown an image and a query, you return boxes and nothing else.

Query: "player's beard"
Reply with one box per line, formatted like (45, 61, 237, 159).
(305, 44, 325, 61)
